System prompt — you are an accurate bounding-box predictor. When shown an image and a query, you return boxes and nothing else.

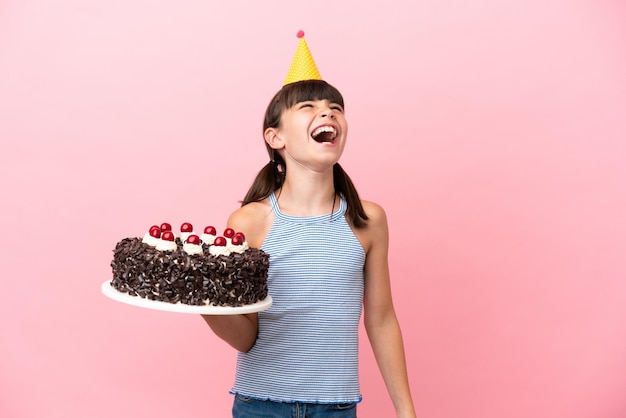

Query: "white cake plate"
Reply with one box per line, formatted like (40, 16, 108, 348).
(101, 280, 272, 315)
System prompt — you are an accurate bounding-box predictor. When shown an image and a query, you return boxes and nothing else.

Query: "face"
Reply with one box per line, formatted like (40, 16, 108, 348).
(266, 99, 348, 173)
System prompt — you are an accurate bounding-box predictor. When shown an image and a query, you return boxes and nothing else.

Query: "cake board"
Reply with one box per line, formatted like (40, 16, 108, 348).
(101, 280, 272, 314)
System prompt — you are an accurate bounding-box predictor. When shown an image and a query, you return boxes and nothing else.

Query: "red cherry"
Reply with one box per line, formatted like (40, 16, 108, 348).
(181, 222, 193, 232)
(231, 234, 245, 246)
(161, 231, 175, 241)
(203, 225, 217, 235)
(213, 236, 227, 246)
(160, 222, 172, 232)
(186, 234, 200, 245)
(223, 228, 235, 238)
(149, 226, 161, 238)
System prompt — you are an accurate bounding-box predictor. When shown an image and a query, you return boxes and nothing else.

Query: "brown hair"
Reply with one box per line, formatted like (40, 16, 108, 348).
(241, 80, 368, 228)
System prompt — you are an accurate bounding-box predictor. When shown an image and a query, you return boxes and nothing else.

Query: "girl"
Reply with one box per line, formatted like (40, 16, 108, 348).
(204, 79, 416, 418)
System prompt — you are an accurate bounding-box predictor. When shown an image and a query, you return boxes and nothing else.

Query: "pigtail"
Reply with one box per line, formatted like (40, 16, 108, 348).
(334, 163, 369, 228)
(241, 157, 285, 206)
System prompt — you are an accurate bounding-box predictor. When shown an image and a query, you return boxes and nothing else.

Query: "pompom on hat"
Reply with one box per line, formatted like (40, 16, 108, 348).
(283, 30, 322, 86)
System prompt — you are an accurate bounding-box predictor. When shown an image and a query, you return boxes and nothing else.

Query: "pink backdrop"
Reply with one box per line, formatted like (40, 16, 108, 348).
(1, 1, 625, 417)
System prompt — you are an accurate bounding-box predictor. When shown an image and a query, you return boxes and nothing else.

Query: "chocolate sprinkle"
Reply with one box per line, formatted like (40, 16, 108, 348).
(110, 238, 269, 307)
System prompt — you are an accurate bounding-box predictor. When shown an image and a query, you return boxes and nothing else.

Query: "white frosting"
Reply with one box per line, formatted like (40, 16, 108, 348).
(183, 242, 203, 255)
(209, 245, 231, 256)
(181, 232, 192, 242)
(201, 234, 216, 245)
(142, 233, 160, 247)
(227, 239, 249, 254)
(208, 239, 249, 256)
(156, 239, 177, 251)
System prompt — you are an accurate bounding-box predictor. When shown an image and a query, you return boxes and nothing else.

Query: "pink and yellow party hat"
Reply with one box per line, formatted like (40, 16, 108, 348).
(283, 30, 322, 86)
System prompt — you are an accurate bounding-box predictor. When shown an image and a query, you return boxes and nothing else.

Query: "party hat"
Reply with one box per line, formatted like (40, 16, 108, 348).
(283, 30, 322, 86)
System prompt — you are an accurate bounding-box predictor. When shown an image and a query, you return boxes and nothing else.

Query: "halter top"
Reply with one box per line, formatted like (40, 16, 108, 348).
(231, 193, 366, 403)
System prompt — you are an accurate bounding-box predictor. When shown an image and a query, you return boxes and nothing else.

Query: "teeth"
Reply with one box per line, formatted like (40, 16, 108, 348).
(312, 125, 337, 139)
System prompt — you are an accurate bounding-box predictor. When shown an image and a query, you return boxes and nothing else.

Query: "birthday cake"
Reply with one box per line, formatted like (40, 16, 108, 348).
(109, 223, 269, 307)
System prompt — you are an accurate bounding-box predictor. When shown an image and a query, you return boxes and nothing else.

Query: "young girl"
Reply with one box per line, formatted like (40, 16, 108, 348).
(203, 79, 416, 418)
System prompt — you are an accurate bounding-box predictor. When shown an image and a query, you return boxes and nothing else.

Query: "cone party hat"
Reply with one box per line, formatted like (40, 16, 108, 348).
(283, 30, 322, 86)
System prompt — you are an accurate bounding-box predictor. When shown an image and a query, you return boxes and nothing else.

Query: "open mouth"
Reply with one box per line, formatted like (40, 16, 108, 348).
(311, 125, 337, 143)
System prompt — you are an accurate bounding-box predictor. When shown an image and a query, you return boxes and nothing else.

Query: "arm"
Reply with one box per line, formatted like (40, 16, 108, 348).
(201, 313, 258, 352)
(201, 201, 273, 353)
(359, 202, 417, 418)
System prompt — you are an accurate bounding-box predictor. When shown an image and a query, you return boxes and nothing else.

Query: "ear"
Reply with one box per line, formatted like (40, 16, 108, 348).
(264, 127, 284, 150)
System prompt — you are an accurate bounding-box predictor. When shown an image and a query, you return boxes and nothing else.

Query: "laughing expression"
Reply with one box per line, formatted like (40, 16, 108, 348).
(270, 99, 348, 171)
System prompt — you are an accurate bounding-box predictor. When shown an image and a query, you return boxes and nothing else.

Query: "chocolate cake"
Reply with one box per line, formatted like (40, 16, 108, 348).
(109, 223, 269, 307)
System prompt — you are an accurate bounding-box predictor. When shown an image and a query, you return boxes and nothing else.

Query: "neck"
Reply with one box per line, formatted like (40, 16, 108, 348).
(277, 168, 336, 217)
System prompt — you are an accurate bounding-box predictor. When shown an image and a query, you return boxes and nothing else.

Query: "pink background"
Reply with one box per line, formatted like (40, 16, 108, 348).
(1, 1, 625, 417)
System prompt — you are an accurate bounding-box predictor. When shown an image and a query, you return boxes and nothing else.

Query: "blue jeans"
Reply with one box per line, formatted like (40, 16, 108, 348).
(232, 394, 358, 418)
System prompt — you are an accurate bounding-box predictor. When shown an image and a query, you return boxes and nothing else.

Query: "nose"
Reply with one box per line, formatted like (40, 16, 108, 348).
(320, 106, 336, 119)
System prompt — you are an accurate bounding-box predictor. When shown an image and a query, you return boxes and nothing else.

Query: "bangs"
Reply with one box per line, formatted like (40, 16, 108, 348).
(278, 80, 344, 110)
(264, 80, 345, 131)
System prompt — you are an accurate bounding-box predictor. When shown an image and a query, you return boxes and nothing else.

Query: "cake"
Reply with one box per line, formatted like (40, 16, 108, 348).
(109, 222, 269, 307)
